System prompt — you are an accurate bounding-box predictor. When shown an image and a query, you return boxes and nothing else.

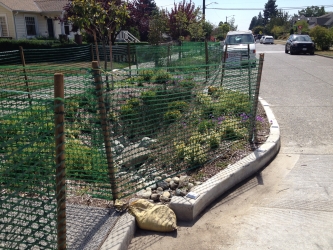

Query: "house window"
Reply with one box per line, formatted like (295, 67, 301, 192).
(64, 21, 70, 35)
(0, 16, 8, 37)
(25, 17, 37, 36)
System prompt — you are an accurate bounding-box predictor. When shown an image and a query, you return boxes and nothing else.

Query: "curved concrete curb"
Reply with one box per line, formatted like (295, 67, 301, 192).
(100, 213, 136, 250)
(169, 97, 280, 221)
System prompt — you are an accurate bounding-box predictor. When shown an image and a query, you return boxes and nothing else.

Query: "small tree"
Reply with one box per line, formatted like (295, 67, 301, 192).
(148, 9, 169, 45)
(271, 25, 283, 38)
(295, 20, 309, 34)
(310, 26, 332, 50)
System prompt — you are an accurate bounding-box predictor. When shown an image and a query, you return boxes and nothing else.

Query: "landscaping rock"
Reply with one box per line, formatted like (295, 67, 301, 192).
(138, 137, 157, 148)
(162, 191, 171, 199)
(175, 188, 187, 196)
(157, 181, 169, 190)
(121, 144, 151, 167)
(178, 175, 189, 188)
(157, 187, 164, 192)
(151, 193, 160, 201)
(187, 183, 194, 190)
(172, 177, 180, 184)
(165, 178, 172, 183)
(169, 180, 178, 190)
(142, 191, 152, 199)
(155, 176, 162, 181)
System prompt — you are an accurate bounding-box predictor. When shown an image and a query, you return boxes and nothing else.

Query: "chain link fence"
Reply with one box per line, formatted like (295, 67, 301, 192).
(0, 43, 264, 249)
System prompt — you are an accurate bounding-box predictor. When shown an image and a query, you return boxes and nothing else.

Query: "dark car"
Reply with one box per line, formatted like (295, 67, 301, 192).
(285, 34, 315, 55)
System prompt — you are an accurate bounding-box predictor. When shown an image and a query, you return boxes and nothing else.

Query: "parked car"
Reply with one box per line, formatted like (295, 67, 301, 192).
(222, 30, 256, 67)
(259, 36, 266, 43)
(261, 35, 274, 44)
(285, 34, 315, 55)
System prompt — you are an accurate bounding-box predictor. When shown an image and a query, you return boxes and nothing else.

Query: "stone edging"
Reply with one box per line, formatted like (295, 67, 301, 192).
(169, 97, 280, 221)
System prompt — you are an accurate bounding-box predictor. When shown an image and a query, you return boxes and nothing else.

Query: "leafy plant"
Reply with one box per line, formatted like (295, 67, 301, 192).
(152, 70, 172, 84)
(164, 110, 182, 123)
(168, 100, 189, 112)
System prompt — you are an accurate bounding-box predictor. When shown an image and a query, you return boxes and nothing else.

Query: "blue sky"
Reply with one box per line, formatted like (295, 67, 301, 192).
(154, 0, 333, 31)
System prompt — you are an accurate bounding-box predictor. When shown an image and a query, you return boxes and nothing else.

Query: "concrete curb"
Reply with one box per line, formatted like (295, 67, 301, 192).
(100, 213, 136, 250)
(169, 97, 280, 221)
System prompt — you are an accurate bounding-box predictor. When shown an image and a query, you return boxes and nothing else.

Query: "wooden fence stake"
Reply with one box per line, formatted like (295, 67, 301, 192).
(127, 41, 132, 77)
(249, 53, 265, 142)
(92, 61, 118, 200)
(54, 73, 66, 250)
(220, 45, 228, 86)
(19, 46, 31, 105)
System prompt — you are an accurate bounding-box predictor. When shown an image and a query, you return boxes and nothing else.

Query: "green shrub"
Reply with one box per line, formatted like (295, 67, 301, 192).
(183, 143, 206, 166)
(152, 70, 172, 84)
(139, 69, 155, 82)
(164, 110, 182, 123)
(168, 100, 189, 112)
(207, 131, 220, 149)
(198, 120, 215, 133)
(141, 90, 157, 105)
(310, 26, 332, 50)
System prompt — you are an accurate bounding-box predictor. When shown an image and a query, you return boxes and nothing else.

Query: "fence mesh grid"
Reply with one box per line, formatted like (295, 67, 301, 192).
(0, 42, 262, 249)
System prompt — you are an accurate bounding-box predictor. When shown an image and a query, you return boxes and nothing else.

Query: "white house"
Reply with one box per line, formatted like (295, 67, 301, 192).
(0, 0, 73, 40)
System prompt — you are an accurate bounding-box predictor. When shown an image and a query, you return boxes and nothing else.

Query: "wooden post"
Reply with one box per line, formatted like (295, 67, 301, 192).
(205, 41, 209, 82)
(249, 53, 265, 142)
(19, 46, 31, 106)
(54, 73, 66, 250)
(220, 45, 228, 86)
(127, 41, 131, 77)
(134, 41, 138, 75)
(92, 61, 118, 200)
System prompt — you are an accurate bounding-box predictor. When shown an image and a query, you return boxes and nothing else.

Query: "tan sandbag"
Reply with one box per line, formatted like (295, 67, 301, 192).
(129, 199, 177, 232)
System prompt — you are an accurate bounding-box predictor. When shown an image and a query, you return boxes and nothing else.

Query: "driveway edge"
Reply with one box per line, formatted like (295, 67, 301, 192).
(169, 97, 280, 221)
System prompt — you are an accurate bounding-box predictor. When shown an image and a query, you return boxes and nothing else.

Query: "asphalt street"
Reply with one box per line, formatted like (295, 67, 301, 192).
(128, 43, 333, 250)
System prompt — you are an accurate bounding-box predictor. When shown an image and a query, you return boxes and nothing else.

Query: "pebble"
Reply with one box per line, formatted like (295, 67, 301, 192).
(155, 176, 162, 181)
(169, 180, 178, 189)
(187, 183, 194, 190)
(142, 191, 152, 199)
(172, 177, 180, 184)
(162, 191, 170, 198)
(165, 178, 172, 183)
(157, 181, 169, 190)
(151, 193, 160, 201)
(157, 187, 163, 192)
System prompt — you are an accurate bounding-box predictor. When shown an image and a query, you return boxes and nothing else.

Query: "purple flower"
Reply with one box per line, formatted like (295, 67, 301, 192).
(240, 113, 249, 121)
(217, 116, 225, 124)
(256, 115, 264, 122)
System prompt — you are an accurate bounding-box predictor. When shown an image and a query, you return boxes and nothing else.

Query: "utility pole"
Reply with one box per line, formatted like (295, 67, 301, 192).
(203, 0, 206, 20)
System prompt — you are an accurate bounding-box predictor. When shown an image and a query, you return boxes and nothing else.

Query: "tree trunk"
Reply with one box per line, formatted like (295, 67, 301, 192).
(93, 31, 100, 63)
(108, 33, 114, 89)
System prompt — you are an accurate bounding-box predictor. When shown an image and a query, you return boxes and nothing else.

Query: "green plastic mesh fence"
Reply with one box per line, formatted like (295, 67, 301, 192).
(1, 42, 262, 249)
(0, 95, 57, 249)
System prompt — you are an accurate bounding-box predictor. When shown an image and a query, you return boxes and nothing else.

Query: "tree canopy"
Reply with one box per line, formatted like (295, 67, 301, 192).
(298, 6, 326, 17)
(263, 0, 278, 24)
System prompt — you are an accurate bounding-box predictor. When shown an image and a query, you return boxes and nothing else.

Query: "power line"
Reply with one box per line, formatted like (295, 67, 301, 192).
(206, 5, 333, 11)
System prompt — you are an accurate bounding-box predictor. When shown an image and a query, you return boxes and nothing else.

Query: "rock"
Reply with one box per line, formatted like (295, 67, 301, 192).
(151, 193, 160, 201)
(117, 136, 130, 147)
(145, 187, 152, 192)
(175, 188, 187, 196)
(144, 181, 157, 189)
(160, 195, 170, 202)
(187, 183, 194, 190)
(112, 140, 125, 155)
(138, 137, 157, 148)
(157, 181, 169, 190)
(137, 168, 146, 175)
(169, 180, 178, 190)
(165, 178, 172, 183)
(178, 175, 189, 188)
(142, 191, 152, 199)
(172, 177, 180, 184)
(161, 173, 168, 178)
(121, 144, 151, 168)
(155, 176, 162, 181)
(162, 191, 170, 198)
(156, 187, 163, 192)
(136, 190, 145, 197)
(194, 181, 202, 186)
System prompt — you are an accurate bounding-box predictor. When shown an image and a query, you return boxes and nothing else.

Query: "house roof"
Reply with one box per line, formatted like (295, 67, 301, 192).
(34, 0, 68, 12)
(317, 12, 333, 26)
(0, 0, 68, 12)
